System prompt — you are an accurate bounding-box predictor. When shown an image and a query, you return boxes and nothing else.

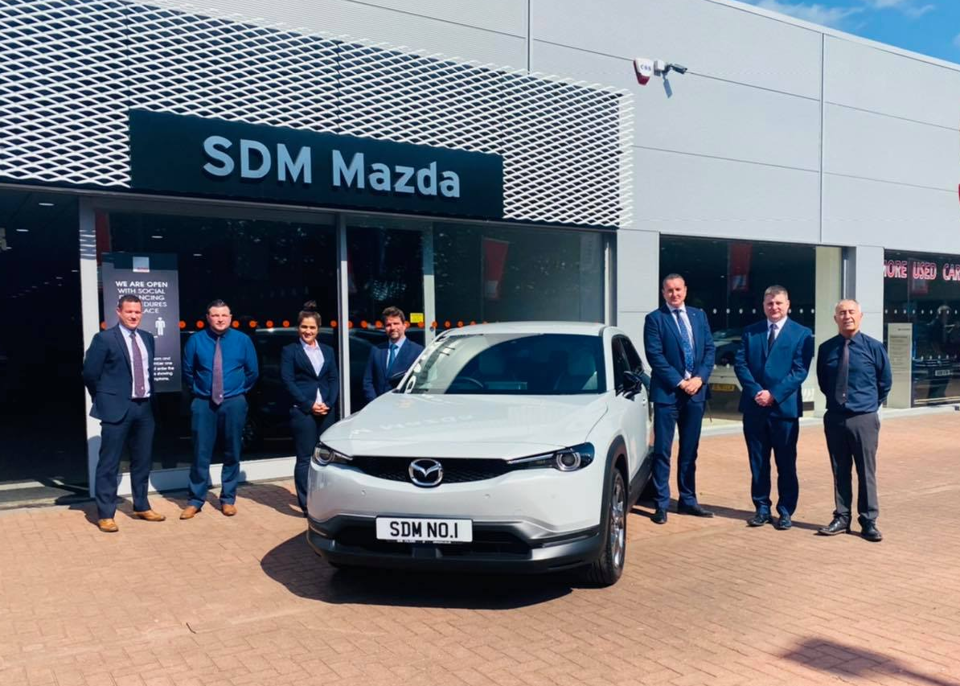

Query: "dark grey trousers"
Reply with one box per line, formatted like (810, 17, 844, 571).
(823, 411, 880, 525)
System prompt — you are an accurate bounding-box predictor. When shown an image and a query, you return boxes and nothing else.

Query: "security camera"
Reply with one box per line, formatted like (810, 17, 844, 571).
(633, 58, 654, 86)
(668, 63, 688, 75)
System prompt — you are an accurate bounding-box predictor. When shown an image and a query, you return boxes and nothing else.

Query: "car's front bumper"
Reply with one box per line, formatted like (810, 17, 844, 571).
(306, 514, 602, 573)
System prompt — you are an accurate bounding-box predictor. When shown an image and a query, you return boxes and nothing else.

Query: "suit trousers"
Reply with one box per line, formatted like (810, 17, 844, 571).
(188, 395, 247, 508)
(743, 412, 799, 516)
(95, 399, 155, 519)
(823, 410, 880, 525)
(290, 409, 327, 512)
(652, 397, 705, 510)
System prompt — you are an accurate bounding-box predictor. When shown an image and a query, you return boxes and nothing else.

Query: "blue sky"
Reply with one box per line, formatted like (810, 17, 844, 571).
(739, 0, 960, 64)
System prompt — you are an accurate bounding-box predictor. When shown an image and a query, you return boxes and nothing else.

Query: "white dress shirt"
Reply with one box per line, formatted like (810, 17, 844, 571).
(120, 324, 151, 398)
(301, 339, 325, 404)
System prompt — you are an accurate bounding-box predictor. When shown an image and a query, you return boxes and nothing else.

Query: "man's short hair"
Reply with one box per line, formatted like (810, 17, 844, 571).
(206, 299, 230, 313)
(763, 285, 789, 300)
(662, 273, 685, 289)
(382, 306, 406, 322)
(117, 294, 142, 309)
(834, 299, 861, 313)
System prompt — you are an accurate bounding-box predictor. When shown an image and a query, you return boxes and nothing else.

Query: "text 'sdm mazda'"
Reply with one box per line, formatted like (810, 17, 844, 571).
(306, 323, 652, 586)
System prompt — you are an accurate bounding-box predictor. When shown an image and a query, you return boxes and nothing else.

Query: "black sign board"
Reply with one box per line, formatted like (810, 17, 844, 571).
(101, 253, 182, 393)
(129, 110, 504, 220)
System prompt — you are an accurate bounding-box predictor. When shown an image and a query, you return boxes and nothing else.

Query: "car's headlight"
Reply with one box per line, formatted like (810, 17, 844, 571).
(507, 443, 595, 472)
(312, 442, 353, 466)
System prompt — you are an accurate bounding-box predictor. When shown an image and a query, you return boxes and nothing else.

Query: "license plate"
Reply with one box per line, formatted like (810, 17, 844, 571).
(376, 517, 473, 543)
(711, 383, 737, 392)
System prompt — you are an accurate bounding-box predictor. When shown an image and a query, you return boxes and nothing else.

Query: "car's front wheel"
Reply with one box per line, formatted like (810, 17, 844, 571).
(585, 466, 626, 586)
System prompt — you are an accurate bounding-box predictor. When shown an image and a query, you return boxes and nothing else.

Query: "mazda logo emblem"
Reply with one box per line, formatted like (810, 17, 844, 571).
(408, 459, 443, 487)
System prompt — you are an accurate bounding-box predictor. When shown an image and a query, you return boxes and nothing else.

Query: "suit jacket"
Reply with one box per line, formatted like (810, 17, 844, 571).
(280, 342, 340, 415)
(643, 304, 716, 405)
(362, 338, 424, 402)
(82, 325, 155, 423)
(734, 318, 814, 419)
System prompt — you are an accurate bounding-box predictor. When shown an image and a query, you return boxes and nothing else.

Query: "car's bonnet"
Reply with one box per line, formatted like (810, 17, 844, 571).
(321, 392, 609, 459)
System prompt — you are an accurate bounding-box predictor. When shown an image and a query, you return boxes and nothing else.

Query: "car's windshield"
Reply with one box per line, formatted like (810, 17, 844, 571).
(403, 333, 606, 395)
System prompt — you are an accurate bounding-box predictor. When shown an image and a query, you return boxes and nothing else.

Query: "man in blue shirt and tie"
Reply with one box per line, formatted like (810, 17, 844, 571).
(816, 299, 891, 542)
(362, 306, 424, 405)
(180, 300, 259, 520)
(734, 285, 814, 530)
(643, 274, 716, 525)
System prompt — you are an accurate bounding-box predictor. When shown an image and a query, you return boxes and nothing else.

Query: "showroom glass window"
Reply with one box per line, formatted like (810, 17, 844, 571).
(659, 236, 816, 420)
(0, 190, 87, 488)
(883, 251, 960, 406)
(101, 210, 337, 471)
(434, 223, 605, 326)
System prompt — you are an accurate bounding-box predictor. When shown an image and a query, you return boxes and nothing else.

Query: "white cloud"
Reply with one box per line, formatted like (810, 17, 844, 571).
(953, 31, 960, 49)
(754, 0, 863, 27)
(864, 0, 936, 17)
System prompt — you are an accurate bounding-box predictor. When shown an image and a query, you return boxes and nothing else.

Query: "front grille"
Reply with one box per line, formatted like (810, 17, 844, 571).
(349, 456, 511, 484)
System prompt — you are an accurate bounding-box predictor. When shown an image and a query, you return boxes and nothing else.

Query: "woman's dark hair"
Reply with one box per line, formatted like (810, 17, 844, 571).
(298, 300, 322, 327)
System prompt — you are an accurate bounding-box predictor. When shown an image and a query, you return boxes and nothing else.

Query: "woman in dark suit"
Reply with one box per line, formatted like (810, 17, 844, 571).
(280, 302, 339, 516)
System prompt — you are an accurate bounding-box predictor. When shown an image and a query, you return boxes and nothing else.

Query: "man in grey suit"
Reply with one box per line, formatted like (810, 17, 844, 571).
(82, 295, 165, 532)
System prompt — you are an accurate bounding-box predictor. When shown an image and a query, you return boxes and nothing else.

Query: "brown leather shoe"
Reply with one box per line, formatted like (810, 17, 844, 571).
(180, 505, 201, 520)
(221, 503, 237, 517)
(132, 509, 166, 522)
(98, 518, 119, 533)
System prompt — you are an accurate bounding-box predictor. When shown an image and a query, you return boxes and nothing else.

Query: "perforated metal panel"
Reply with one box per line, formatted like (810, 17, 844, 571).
(0, 0, 633, 228)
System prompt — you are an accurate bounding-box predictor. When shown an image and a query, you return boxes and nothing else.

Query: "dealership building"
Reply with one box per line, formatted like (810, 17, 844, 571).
(1, 0, 958, 500)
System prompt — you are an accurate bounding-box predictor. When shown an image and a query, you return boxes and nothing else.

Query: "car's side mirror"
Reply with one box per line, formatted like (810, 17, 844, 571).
(388, 370, 407, 389)
(622, 370, 650, 398)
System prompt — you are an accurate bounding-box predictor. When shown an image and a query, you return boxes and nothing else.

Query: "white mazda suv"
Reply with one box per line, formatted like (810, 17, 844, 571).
(306, 322, 651, 586)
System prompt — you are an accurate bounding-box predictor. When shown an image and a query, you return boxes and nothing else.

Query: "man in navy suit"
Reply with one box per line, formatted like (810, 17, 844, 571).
(734, 285, 814, 530)
(281, 303, 339, 516)
(643, 274, 716, 524)
(82, 295, 165, 532)
(362, 306, 424, 405)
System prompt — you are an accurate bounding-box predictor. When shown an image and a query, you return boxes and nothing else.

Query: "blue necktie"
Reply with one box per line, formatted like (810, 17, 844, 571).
(673, 309, 695, 375)
(386, 344, 398, 374)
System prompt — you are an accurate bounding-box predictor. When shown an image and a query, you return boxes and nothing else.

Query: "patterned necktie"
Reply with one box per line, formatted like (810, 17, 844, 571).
(212, 335, 224, 405)
(767, 323, 777, 352)
(835, 338, 850, 406)
(386, 344, 398, 374)
(130, 331, 145, 398)
(672, 310, 695, 375)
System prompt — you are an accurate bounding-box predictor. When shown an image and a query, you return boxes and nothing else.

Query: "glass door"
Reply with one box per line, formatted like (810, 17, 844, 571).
(345, 216, 427, 412)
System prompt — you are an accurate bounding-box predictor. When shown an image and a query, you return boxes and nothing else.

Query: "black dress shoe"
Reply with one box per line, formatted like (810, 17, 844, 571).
(817, 517, 850, 536)
(747, 512, 772, 527)
(776, 514, 792, 530)
(651, 508, 668, 525)
(677, 504, 714, 518)
(860, 522, 883, 542)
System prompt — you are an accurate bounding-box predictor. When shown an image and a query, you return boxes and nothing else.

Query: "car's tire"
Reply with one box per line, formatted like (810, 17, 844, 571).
(585, 466, 627, 587)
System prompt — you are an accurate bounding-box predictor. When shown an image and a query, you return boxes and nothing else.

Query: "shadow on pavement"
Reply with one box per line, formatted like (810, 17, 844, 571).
(261, 532, 576, 609)
(783, 638, 960, 686)
(237, 480, 304, 519)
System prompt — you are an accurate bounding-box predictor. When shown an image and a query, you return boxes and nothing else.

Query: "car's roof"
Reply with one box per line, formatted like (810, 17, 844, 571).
(439, 321, 608, 336)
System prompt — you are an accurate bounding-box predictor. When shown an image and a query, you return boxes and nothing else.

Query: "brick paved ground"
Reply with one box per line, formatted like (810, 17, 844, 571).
(1, 412, 959, 686)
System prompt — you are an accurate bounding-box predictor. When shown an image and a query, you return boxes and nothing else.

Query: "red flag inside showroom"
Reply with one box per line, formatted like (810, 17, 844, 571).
(483, 238, 510, 301)
(728, 242, 752, 293)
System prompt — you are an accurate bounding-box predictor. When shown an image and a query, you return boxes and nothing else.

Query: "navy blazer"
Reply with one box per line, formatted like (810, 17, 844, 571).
(643, 305, 716, 405)
(734, 318, 814, 419)
(280, 342, 340, 415)
(362, 338, 424, 402)
(82, 325, 155, 423)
